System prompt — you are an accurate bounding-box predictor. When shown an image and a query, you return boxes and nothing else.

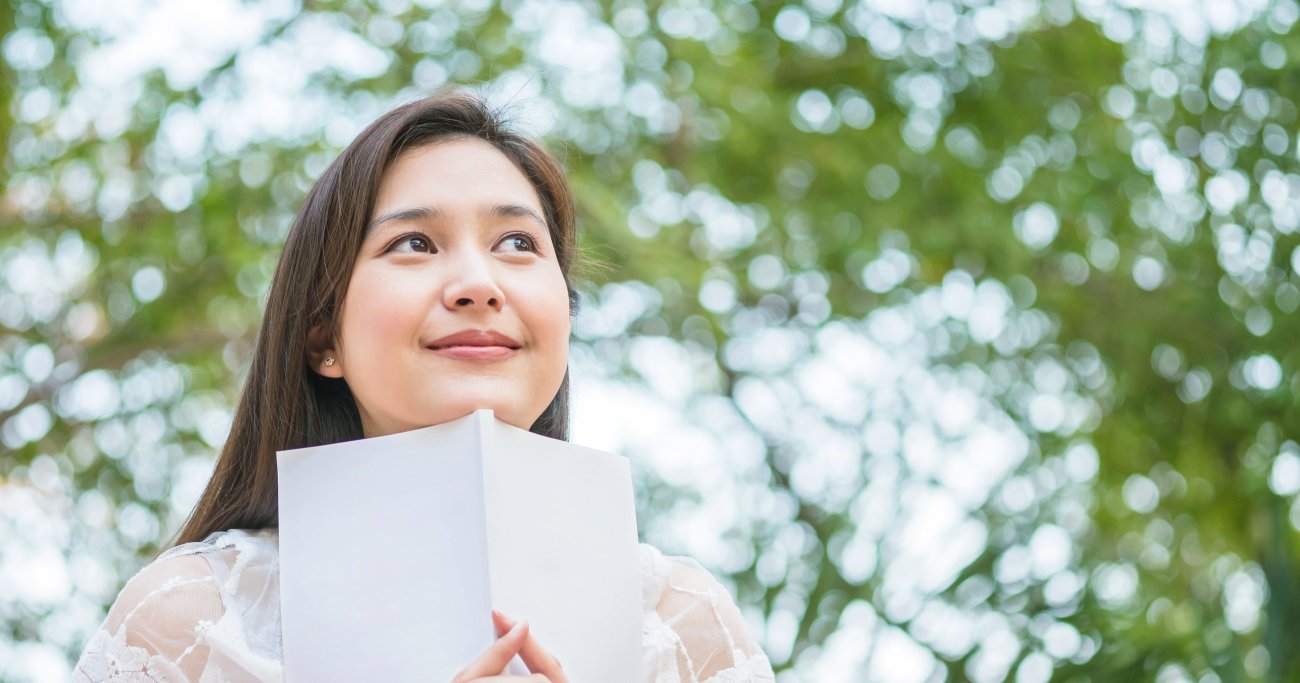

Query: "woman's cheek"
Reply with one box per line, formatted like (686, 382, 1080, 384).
(527, 265, 570, 321)
(345, 270, 418, 355)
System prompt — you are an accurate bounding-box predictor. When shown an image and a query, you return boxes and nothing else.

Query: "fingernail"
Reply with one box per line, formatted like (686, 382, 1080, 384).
(510, 618, 528, 636)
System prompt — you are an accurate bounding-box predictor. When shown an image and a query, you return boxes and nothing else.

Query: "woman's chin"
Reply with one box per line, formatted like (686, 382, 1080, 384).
(358, 394, 545, 438)
(421, 402, 537, 431)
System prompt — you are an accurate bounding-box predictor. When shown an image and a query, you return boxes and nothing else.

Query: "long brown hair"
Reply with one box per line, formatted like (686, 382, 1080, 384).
(175, 92, 578, 546)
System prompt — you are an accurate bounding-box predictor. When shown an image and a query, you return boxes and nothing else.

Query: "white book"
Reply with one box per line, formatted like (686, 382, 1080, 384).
(277, 409, 642, 682)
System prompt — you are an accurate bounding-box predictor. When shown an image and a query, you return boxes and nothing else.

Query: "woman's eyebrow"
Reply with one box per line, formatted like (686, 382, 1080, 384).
(365, 204, 546, 234)
(489, 203, 547, 229)
(367, 206, 442, 233)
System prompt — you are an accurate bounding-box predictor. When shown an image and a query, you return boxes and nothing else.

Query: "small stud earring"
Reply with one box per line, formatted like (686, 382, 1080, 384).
(324, 356, 335, 367)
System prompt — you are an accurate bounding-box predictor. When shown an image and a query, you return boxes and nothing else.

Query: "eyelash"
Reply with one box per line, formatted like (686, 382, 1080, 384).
(386, 233, 432, 254)
(500, 231, 541, 254)
(384, 231, 542, 255)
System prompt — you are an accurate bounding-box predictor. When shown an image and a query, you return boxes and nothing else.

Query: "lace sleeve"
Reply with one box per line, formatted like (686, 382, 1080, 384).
(72, 553, 224, 682)
(641, 546, 775, 683)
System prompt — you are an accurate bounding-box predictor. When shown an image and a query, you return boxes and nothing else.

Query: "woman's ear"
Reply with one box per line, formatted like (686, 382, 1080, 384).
(306, 322, 344, 378)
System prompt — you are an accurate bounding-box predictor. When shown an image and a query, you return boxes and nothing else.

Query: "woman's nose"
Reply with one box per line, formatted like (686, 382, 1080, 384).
(441, 251, 505, 312)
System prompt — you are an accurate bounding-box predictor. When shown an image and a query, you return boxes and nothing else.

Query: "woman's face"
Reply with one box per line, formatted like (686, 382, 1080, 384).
(316, 137, 571, 437)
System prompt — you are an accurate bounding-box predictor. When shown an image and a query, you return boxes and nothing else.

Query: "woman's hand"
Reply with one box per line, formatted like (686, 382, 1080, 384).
(449, 610, 570, 683)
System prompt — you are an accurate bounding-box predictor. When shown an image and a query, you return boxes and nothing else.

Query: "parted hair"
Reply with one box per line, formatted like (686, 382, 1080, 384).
(175, 92, 577, 546)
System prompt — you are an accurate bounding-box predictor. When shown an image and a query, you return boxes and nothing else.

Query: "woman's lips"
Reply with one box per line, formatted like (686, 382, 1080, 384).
(425, 330, 521, 361)
(430, 345, 517, 361)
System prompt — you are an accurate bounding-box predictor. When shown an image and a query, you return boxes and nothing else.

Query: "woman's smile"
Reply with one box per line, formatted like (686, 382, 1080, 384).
(426, 329, 522, 362)
(431, 345, 517, 361)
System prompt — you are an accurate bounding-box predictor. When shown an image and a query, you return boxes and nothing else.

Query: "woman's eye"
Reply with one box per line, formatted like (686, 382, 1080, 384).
(500, 232, 538, 253)
(389, 234, 432, 253)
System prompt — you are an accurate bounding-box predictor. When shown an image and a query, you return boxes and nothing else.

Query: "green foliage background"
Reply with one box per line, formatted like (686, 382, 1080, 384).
(2, 0, 1299, 680)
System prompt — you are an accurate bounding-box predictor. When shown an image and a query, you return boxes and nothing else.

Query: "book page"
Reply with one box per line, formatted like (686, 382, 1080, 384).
(480, 412, 642, 682)
(278, 416, 494, 682)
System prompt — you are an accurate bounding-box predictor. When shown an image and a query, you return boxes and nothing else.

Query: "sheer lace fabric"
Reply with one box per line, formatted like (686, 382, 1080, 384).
(74, 529, 774, 682)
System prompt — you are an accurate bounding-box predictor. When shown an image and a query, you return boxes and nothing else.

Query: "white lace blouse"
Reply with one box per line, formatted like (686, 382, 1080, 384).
(72, 529, 774, 682)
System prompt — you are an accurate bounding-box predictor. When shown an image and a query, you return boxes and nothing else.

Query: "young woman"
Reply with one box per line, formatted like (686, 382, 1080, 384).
(72, 92, 775, 682)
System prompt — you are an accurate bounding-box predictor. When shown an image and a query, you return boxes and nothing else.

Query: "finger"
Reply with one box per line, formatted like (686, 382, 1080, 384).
(491, 611, 567, 683)
(451, 619, 529, 683)
(492, 609, 514, 637)
(516, 634, 566, 683)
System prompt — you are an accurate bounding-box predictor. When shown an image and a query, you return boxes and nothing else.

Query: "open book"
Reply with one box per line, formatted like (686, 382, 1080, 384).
(277, 409, 641, 681)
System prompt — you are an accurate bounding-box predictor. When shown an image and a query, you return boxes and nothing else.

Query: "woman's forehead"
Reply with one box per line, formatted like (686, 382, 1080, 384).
(376, 138, 542, 212)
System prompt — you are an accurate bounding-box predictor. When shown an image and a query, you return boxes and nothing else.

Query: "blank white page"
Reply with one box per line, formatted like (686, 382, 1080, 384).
(480, 413, 642, 683)
(278, 415, 493, 682)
